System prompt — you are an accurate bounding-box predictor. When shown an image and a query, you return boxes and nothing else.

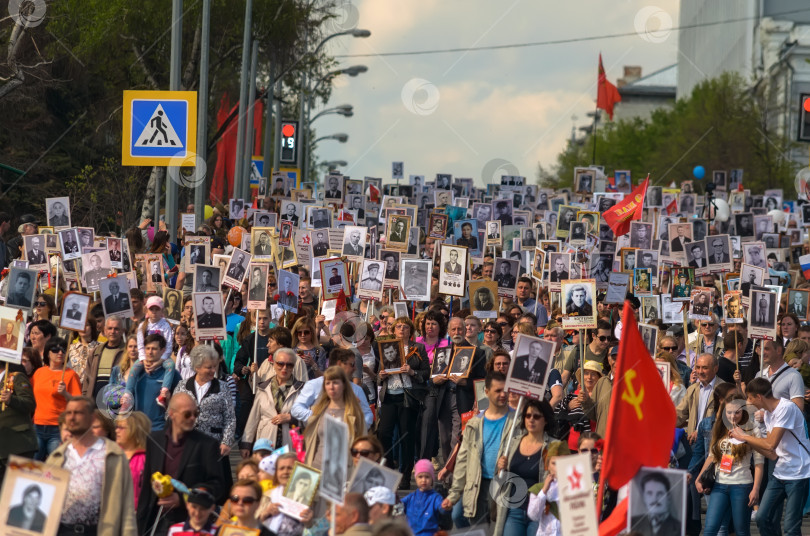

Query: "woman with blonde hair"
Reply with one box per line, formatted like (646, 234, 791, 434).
(115, 411, 152, 508)
(655, 349, 686, 406)
(292, 316, 326, 376)
(304, 366, 366, 470)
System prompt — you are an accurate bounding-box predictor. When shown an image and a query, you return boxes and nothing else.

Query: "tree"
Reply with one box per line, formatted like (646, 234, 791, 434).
(542, 72, 799, 193)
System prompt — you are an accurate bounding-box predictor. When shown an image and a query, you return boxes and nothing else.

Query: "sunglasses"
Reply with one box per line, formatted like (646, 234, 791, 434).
(297, 330, 311, 336)
(525, 413, 544, 421)
(701, 323, 716, 327)
(275, 361, 295, 369)
(50, 346, 66, 354)
(496, 322, 509, 327)
(580, 448, 599, 454)
(596, 335, 610, 342)
(34, 301, 48, 307)
(351, 448, 374, 458)
(661, 345, 678, 351)
(229, 495, 258, 505)
(484, 329, 498, 334)
(181, 410, 201, 419)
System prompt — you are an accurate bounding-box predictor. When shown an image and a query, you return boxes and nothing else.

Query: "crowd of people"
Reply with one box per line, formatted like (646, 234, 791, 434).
(0, 175, 809, 536)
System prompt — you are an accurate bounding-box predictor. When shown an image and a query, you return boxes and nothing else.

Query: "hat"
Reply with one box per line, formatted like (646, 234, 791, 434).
(146, 296, 163, 310)
(187, 487, 216, 509)
(364, 486, 396, 507)
(609, 345, 619, 356)
(253, 438, 273, 453)
(546, 440, 571, 458)
(259, 453, 279, 475)
(414, 459, 435, 480)
(583, 360, 603, 376)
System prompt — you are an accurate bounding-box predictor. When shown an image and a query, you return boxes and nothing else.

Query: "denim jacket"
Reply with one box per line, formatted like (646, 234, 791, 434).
(688, 414, 715, 475)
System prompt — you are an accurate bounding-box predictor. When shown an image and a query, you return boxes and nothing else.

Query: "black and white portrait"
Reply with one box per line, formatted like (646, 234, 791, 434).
(448, 346, 475, 378)
(628, 467, 686, 536)
(668, 223, 693, 253)
(341, 226, 367, 259)
(229, 198, 245, 219)
(99, 275, 133, 318)
(470, 281, 498, 317)
(788, 290, 810, 320)
(223, 248, 250, 289)
(494, 199, 514, 226)
(629, 221, 653, 250)
(277, 270, 299, 312)
(473, 203, 493, 231)
(283, 463, 321, 508)
(735, 213, 754, 239)
(712, 170, 727, 190)
(685, 240, 707, 269)
(247, 263, 268, 308)
(645, 186, 663, 208)
(400, 259, 431, 302)
(639, 323, 659, 357)
(706, 235, 731, 267)
(324, 175, 344, 201)
(311, 208, 331, 229)
(431, 346, 452, 377)
(548, 252, 571, 284)
(743, 243, 768, 269)
(569, 222, 587, 245)
(58, 228, 81, 261)
(505, 334, 553, 399)
(5, 478, 55, 534)
(494, 258, 519, 292)
(194, 265, 221, 293)
(193, 292, 226, 336)
(750, 290, 776, 328)
(60, 293, 91, 332)
(347, 458, 402, 495)
(379, 339, 405, 373)
(438, 245, 467, 297)
(557, 205, 578, 236)
(45, 197, 71, 228)
(561, 280, 597, 329)
(319, 417, 349, 503)
(5, 268, 36, 310)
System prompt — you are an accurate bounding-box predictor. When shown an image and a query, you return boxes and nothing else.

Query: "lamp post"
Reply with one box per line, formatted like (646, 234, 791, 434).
(297, 30, 369, 181)
(311, 104, 353, 123)
(313, 133, 349, 145)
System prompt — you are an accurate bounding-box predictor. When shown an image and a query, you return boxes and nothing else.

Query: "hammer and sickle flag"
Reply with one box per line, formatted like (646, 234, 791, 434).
(597, 300, 676, 536)
(602, 175, 649, 237)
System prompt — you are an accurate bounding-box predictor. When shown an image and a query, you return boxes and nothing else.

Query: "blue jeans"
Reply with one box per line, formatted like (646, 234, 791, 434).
(34, 424, 61, 461)
(502, 507, 538, 536)
(451, 478, 492, 528)
(757, 477, 809, 536)
(703, 482, 752, 536)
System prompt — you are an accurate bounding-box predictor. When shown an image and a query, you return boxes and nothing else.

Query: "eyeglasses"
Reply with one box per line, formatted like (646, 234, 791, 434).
(297, 330, 311, 336)
(597, 336, 610, 342)
(525, 413, 544, 421)
(229, 495, 258, 505)
(50, 346, 66, 354)
(555, 317, 563, 322)
(661, 345, 678, 351)
(274, 361, 295, 369)
(351, 448, 374, 458)
(181, 410, 200, 419)
(34, 301, 47, 307)
(484, 329, 498, 334)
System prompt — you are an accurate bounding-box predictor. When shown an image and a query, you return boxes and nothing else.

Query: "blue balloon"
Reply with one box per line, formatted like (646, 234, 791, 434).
(692, 165, 705, 180)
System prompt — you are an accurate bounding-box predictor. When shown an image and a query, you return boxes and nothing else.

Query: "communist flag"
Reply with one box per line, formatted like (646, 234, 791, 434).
(602, 176, 649, 237)
(597, 301, 676, 536)
(597, 54, 621, 120)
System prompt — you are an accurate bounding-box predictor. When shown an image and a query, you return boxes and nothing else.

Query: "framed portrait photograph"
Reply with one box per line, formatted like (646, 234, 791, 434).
(574, 167, 594, 194)
(193, 291, 226, 340)
(735, 212, 755, 240)
(640, 295, 660, 322)
(320, 258, 349, 300)
(688, 287, 713, 321)
(561, 279, 597, 329)
(76, 227, 94, 253)
(279, 462, 321, 521)
(671, 267, 694, 302)
(678, 193, 696, 214)
(99, 274, 133, 319)
(5, 267, 37, 311)
(380, 250, 401, 287)
(576, 211, 600, 235)
(438, 245, 467, 297)
(619, 247, 637, 274)
(385, 214, 410, 251)
(58, 228, 81, 261)
(393, 302, 408, 319)
(556, 205, 578, 239)
(310, 207, 332, 229)
(378, 339, 405, 373)
(278, 220, 294, 248)
(740, 263, 766, 307)
(454, 220, 480, 254)
(193, 265, 221, 293)
(638, 322, 659, 357)
(323, 175, 344, 202)
(310, 229, 330, 259)
(106, 237, 125, 270)
(161, 287, 182, 325)
(706, 234, 732, 272)
(277, 269, 299, 313)
(469, 280, 498, 319)
(183, 236, 211, 273)
(430, 345, 452, 378)
(59, 292, 91, 332)
(319, 416, 350, 505)
(0, 306, 25, 364)
(0, 455, 71, 536)
(348, 457, 402, 495)
(629, 221, 653, 250)
(447, 346, 475, 378)
(473, 202, 493, 231)
(505, 334, 554, 399)
(743, 242, 768, 269)
(749, 287, 778, 340)
(253, 210, 276, 228)
(547, 252, 571, 291)
(246, 263, 269, 310)
(427, 213, 448, 240)
(568, 221, 587, 246)
(341, 225, 367, 261)
(531, 248, 545, 281)
(45, 196, 71, 228)
(81, 249, 112, 292)
(485, 220, 502, 247)
(229, 198, 246, 220)
(627, 467, 686, 536)
(633, 268, 653, 296)
(645, 186, 663, 208)
(399, 259, 431, 302)
(614, 170, 632, 192)
(22, 235, 48, 272)
(724, 290, 743, 324)
(494, 257, 519, 298)
(787, 289, 810, 321)
(222, 247, 251, 290)
(684, 239, 708, 276)
(357, 260, 385, 302)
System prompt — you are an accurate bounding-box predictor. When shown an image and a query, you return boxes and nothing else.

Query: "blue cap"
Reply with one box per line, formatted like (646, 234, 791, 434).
(253, 438, 273, 453)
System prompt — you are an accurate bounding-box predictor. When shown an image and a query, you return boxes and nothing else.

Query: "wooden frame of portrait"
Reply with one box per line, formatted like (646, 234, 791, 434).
(58, 292, 91, 333)
(447, 346, 475, 379)
(0, 455, 71, 536)
(378, 338, 406, 373)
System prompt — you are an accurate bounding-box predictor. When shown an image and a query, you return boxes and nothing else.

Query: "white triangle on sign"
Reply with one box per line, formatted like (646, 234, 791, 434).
(135, 104, 183, 148)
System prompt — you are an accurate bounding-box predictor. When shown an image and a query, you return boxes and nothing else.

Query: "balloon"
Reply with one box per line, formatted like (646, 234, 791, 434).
(767, 209, 786, 225)
(692, 166, 705, 180)
(712, 198, 730, 222)
(147, 226, 155, 243)
(228, 226, 246, 247)
(204, 205, 213, 220)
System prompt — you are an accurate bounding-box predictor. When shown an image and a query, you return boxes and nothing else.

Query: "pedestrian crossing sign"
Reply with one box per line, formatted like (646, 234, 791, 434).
(121, 90, 197, 166)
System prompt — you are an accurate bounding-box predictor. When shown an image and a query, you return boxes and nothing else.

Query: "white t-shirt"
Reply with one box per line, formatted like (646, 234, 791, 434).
(765, 398, 810, 480)
(757, 363, 805, 403)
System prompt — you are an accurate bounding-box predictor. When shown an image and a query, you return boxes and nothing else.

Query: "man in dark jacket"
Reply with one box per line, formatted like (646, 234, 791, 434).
(137, 392, 229, 534)
(0, 364, 37, 485)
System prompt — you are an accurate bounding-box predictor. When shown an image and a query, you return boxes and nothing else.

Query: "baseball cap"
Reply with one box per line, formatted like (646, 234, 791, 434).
(146, 296, 164, 310)
(364, 486, 396, 507)
(253, 438, 273, 453)
(187, 487, 216, 508)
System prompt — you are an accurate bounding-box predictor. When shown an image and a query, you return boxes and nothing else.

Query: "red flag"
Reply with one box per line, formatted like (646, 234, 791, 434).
(597, 54, 621, 120)
(602, 176, 649, 237)
(599, 498, 629, 536)
(597, 301, 676, 535)
(665, 196, 678, 215)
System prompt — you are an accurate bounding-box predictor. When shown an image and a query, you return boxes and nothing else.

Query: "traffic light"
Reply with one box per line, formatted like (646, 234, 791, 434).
(799, 94, 810, 142)
(279, 120, 298, 164)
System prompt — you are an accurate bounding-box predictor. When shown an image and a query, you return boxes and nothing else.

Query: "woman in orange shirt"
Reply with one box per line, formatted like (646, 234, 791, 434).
(31, 337, 81, 460)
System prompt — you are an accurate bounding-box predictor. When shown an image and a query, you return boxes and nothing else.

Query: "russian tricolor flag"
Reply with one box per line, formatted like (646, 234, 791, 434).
(801, 254, 810, 280)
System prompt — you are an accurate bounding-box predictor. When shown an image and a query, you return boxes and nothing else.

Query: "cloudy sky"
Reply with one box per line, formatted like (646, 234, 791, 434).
(313, 0, 680, 188)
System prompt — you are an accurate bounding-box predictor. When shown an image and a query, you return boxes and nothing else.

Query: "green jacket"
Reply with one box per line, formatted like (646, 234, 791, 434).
(0, 371, 37, 459)
(447, 410, 516, 518)
(46, 438, 138, 536)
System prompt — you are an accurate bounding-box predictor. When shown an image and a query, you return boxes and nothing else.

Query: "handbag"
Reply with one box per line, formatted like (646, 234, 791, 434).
(697, 461, 717, 493)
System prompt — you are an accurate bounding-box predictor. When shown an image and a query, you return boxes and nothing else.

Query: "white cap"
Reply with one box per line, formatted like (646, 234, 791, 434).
(259, 453, 279, 475)
(364, 486, 396, 506)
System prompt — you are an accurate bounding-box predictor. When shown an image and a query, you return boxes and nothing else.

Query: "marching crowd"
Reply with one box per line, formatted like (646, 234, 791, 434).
(1, 177, 810, 536)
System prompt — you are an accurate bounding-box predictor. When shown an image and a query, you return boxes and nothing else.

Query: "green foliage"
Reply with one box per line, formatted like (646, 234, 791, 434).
(545, 72, 800, 193)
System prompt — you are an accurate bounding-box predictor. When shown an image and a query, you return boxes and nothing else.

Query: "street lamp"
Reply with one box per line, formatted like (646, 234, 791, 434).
(311, 104, 354, 123)
(313, 133, 349, 145)
(322, 160, 348, 169)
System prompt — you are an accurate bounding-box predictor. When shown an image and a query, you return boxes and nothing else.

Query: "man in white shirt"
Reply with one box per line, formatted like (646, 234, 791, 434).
(755, 338, 804, 411)
(730, 377, 810, 536)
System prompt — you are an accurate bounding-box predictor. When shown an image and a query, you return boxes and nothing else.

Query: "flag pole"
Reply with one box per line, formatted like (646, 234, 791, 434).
(591, 103, 599, 165)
